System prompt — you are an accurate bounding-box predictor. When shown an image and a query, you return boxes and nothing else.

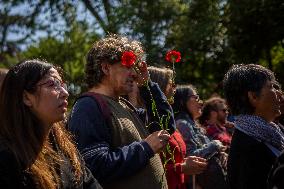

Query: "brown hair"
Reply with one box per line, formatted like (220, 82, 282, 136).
(0, 60, 82, 189)
(85, 34, 144, 88)
(199, 97, 226, 124)
(148, 66, 173, 93)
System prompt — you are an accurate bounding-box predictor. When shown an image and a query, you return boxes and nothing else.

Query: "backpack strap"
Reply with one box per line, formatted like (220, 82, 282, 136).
(119, 97, 137, 112)
(77, 92, 111, 121)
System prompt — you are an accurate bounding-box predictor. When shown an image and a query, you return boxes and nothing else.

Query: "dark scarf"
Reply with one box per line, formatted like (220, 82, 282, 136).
(235, 115, 284, 152)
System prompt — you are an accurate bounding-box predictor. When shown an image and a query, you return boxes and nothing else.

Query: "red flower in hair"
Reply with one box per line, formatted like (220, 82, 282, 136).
(165, 50, 181, 63)
(121, 51, 136, 67)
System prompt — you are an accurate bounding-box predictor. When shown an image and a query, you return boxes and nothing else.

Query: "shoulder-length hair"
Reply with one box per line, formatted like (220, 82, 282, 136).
(148, 66, 173, 94)
(172, 84, 197, 119)
(0, 60, 82, 189)
(223, 64, 276, 115)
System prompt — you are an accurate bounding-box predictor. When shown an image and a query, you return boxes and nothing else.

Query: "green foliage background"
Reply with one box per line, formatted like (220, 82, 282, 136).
(1, 0, 284, 102)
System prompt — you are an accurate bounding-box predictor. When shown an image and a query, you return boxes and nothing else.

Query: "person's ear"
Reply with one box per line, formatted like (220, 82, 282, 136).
(23, 90, 34, 107)
(101, 62, 111, 76)
(247, 91, 258, 107)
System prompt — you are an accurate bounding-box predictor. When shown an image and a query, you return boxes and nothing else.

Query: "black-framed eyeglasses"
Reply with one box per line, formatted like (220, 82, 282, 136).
(37, 77, 67, 92)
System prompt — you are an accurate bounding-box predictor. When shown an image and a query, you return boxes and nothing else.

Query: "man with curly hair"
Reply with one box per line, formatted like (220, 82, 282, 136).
(68, 34, 173, 189)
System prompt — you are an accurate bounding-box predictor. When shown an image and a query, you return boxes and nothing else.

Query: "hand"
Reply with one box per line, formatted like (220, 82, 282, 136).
(219, 152, 228, 168)
(144, 130, 170, 153)
(135, 61, 149, 87)
(181, 156, 207, 175)
(224, 121, 234, 128)
(213, 140, 227, 152)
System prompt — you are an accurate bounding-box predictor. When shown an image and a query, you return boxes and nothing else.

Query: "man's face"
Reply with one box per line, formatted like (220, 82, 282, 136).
(216, 103, 229, 124)
(107, 63, 137, 96)
(251, 80, 281, 122)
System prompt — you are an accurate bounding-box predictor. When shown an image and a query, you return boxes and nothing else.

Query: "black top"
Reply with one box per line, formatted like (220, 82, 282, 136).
(227, 129, 276, 189)
(0, 147, 33, 189)
(0, 145, 102, 189)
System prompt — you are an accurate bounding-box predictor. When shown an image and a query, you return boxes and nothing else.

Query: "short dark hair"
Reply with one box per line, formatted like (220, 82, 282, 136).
(223, 64, 276, 115)
(85, 34, 144, 88)
(172, 84, 196, 118)
(199, 97, 226, 124)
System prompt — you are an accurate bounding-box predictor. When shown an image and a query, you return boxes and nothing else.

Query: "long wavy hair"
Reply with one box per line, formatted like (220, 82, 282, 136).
(0, 60, 82, 189)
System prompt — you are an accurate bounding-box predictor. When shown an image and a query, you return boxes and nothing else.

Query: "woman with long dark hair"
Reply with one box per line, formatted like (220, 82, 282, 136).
(172, 85, 225, 157)
(0, 60, 101, 189)
(173, 85, 228, 189)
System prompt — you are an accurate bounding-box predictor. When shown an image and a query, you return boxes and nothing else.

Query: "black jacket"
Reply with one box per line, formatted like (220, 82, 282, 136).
(0, 146, 102, 189)
(227, 129, 276, 189)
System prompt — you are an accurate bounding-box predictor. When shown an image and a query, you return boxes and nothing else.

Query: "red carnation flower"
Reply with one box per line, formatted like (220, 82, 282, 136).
(165, 50, 181, 63)
(121, 51, 136, 68)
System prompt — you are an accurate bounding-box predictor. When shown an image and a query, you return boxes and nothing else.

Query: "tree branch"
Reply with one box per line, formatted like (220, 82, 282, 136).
(81, 0, 108, 33)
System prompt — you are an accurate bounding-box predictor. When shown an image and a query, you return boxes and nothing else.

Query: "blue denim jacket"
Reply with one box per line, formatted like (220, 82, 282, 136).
(176, 112, 221, 157)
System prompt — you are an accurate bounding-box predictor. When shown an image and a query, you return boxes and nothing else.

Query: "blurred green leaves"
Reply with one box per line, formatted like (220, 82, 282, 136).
(1, 0, 284, 101)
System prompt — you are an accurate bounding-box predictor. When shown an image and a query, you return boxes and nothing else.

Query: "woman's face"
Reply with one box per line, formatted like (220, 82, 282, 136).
(165, 79, 176, 103)
(252, 80, 281, 122)
(23, 68, 69, 127)
(186, 91, 203, 120)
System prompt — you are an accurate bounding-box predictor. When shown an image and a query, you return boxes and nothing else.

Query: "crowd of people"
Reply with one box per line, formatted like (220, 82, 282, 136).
(0, 34, 283, 189)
